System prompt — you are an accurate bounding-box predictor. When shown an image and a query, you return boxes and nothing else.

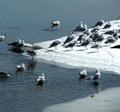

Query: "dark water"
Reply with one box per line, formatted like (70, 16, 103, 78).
(0, 0, 120, 112)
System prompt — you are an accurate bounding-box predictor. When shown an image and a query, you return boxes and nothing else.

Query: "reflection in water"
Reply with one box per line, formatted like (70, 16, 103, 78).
(79, 78, 101, 95)
(36, 83, 45, 90)
(8, 48, 24, 53)
(15, 60, 37, 74)
(16, 70, 24, 74)
(27, 60, 37, 71)
(90, 82, 100, 98)
(42, 27, 60, 32)
(93, 82, 100, 93)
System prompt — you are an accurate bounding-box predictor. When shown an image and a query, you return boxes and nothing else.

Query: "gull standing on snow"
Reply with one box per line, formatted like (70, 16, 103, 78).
(80, 21, 83, 28)
(81, 37, 92, 47)
(104, 30, 115, 35)
(94, 20, 104, 27)
(65, 40, 77, 49)
(62, 35, 75, 46)
(105, 35, 116, 44)
(49, 40, 61, 48)
(103, 22, 111, 29)
(92, 32, 104, 42)
(74, 22, 87, 32)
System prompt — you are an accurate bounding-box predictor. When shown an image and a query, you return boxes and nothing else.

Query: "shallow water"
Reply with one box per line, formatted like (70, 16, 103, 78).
(0, 58, 120, 112)
(0, 0, 120, 112)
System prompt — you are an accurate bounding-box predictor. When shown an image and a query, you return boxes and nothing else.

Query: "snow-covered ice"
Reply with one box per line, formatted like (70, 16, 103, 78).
(33, 19, 120, 73)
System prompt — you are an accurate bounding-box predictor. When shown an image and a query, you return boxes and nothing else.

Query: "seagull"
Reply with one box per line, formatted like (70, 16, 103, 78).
(52, 20, 60, 28)
(84, 29, 91, 36)
(8, 39, 22, 47)
(113, 32, 119, 40)
(78, 24, 87, 32)
(94, 20, 104, 27)
(74, 22, 87, 32)
(104, 30, 115, 35)
(111, 45, 120, 49)
(91, 43, 101, 48)
(37, 73, 45, 85)
(81, 38, 92, 46)
(16, 63, 26, 72)
(84, 25, 87, 30)
(8, 39, 25, 48)
(0, 35, 5, 41)
(90, 69, 101, 85)
(105, 36, 116, 44)
(49, 40, 61, 48)
(63, 35, 75, 46)
(79, 69, 87, 80)
(80, 21, 83, 28)
(16, 40, 25, 48)
(77, 34, 87, 43)
(0, 72, 10, 78)
(91, 26, 100, 33)
(93, 33, 104, 42)
(8, 39, 25, 53)
(65, 40, 77, 48)
(103, 22, 111, 29)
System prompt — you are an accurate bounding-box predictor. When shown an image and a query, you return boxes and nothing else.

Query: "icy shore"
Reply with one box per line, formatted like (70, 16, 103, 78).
(34, 19, 120, 73)
(42, 87, 120, 112)
(32, 19, 120, 112)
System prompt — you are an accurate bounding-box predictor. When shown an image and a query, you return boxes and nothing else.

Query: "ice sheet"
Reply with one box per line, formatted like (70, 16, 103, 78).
(42, 87, 120, 112)
(33, 19, 120, 73)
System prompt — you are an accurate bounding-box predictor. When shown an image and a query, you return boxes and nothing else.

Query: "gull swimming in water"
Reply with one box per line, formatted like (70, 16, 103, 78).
(0, 35, 5, 41)
(51, 20, 60, 28)
(16, 63, 26, 72)
(37, 73, 45, 85)
(90, 68, 101, 86)
(0, 72, 10, 78)
(79, 69, 87, 80)
(8, 39, 23, 47)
